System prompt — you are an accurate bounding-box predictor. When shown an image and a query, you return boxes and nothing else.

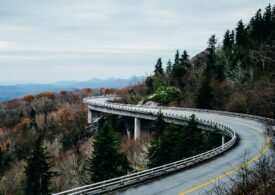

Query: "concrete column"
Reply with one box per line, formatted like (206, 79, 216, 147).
(222, 135, 225, 149)
(134, 117, 141, 140)
(126, 127, 131, 140)
(88, 109, 92, 124)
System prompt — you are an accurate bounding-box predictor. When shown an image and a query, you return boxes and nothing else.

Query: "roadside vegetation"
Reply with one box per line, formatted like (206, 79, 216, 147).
(88, 123, 131, 182)
(147, 112, 221, 168)
(208, 153, 275, 195)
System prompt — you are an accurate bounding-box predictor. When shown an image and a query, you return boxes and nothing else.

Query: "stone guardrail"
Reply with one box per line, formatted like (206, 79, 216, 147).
(52, 96, 237, 195)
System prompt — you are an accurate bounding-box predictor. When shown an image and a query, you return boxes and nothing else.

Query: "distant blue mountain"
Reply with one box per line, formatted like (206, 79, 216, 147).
(0, 76, 144, 102)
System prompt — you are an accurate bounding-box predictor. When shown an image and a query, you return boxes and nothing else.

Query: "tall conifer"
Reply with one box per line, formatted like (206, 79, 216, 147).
(88, 123, 131, 182)
(24, 135, 54, 195)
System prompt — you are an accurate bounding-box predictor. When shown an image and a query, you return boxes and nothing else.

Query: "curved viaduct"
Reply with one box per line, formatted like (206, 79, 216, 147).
(54, 96, 273, 195)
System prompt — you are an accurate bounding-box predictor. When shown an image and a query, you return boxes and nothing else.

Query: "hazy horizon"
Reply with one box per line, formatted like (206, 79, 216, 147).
(0, 0, 272, 84)
(0, 75, 143, 86)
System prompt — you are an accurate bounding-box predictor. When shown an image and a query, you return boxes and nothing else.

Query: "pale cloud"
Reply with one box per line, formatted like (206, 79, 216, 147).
(0, 0, 273, 84)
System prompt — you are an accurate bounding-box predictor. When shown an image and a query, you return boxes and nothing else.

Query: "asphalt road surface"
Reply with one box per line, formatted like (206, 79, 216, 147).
(86, 97, 270, 195)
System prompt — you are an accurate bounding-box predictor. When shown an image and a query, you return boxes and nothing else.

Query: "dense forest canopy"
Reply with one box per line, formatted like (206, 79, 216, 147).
(120, 4, 275, 119)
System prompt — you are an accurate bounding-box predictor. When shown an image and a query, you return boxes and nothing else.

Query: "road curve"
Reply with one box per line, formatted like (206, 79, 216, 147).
(83, 97, 271, 194)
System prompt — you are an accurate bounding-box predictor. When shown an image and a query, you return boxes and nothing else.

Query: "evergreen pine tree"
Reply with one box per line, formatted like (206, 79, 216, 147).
(272, 5, 275, 39)
(250, 10, 264, 42)
(181, 50, 189, 62)
(235, 20, 250, 69)
(152, 72, 168, 91)
(171, 49, 180, 83)
(159, 125, 181, 163)
(223, 30, 231, 50)
(148, 124, 180, 168)
(180, 114, 204, 156)
(24, 135, 54, 195)
(230, 30, 235, 47)
(186, 114, 199, 131)
(166, 59, 172, 84)
(208, 34, 217, 55)
(29, 108, 38, 131)
(145, 76, 154, 94)
(204, 126, 221, 149)
(222, 30, 234, 77)
(223, 30, 235, 51)
(148, 111, 166, 168)
(263, 4, 272, 39)
(148, 114, 203, 167)
(166, 60, 172, 75)
(88, 123, 131, 182)
(152, 111, 166, 136)
(205, 35, 217, 78)
(179, 50, 190, 68)
(263, 4, 272, 26)
(235, 20, 248, 47)
(154, 58, 163, 75)
(174, 50, 180, 66)
(215, 62, 226, 81)
(171, 50, 189, 88)
(272, 5, 275, 25)
(196, 78, 214, 109)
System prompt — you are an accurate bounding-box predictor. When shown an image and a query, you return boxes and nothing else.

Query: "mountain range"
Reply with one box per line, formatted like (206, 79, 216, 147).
(0, 76, 144, 102)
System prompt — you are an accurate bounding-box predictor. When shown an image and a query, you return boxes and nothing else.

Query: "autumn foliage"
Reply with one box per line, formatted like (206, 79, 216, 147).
(0, 88, 93, 193)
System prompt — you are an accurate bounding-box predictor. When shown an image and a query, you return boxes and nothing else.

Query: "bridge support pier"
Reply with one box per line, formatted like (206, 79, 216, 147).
(88, 109, 92, 124)
(222, 135, 225, 149)
(134, 117, 141, 140)
(126, 127, 131, 140)
(88, 109, 101, 124)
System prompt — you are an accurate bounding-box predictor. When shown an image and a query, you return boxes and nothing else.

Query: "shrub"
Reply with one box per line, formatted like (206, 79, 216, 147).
(146, 86, 181, 104)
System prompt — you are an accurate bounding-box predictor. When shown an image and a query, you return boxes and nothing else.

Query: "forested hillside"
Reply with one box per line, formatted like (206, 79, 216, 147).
(0, 3, 274, 195)
(0, 87, 219, 194)
(0, 88, 103, 193)
(120, 4, 275, 118)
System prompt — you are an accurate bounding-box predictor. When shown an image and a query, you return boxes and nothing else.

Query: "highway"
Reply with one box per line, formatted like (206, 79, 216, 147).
(115, 116, 268, 195)
(55, 97, 272, 195)
(84, 97, 271, 195)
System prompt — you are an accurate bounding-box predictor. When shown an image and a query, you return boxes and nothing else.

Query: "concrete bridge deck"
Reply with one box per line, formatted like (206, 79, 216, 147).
(83, 97, 272, 194)
(54, 96, 273, 195)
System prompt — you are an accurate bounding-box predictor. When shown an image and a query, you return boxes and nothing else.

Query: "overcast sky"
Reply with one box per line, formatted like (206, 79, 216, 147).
(0, 0, 272, 84)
